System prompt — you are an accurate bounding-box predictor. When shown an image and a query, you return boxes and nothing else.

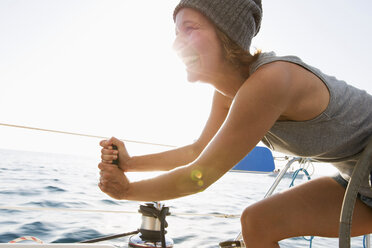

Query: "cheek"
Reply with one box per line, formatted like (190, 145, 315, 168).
(187, 33, 204, 53)
(194, 33, 223, 61)
(200, 46, 224, 72)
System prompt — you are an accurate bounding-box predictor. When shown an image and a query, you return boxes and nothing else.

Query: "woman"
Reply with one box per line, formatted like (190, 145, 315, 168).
(98, 0, 372, 247)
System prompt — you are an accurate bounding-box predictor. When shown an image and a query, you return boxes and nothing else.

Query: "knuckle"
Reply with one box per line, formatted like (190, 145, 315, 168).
(100, 140, 107, 147)
(101, 155, 111, 161)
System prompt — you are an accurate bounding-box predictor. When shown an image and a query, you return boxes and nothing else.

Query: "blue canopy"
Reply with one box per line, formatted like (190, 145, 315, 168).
(231, 146, 275, 173)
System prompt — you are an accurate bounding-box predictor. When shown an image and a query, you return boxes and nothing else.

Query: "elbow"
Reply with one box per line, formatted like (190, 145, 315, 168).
(191, 140, 205, 158)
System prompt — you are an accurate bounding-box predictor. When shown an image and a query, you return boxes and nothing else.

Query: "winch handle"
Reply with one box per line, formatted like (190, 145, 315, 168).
(112, 145, 119, 165)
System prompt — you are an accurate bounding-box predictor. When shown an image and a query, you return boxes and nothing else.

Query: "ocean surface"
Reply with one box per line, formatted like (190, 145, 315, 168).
(0, 148, 368, 247)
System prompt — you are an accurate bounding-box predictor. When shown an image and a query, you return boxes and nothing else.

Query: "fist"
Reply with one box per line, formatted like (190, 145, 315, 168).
(100, 137, 131, 171)
(98, 162, 130, 200)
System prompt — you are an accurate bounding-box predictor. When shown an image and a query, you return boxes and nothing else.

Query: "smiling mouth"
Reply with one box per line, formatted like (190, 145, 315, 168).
(182, 55, 199, 67)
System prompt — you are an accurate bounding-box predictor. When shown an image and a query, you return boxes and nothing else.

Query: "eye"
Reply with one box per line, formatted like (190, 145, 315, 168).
(184, 26, 196, 34)
(174, 27, 193, 37)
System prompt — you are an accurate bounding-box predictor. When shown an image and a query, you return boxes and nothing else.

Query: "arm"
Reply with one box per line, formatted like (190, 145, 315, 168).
(99, 63, 294, 201)
(100, 90, 232, 172)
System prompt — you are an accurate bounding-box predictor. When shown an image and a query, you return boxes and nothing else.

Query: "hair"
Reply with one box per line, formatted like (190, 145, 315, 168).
(215, 26, 261, 79)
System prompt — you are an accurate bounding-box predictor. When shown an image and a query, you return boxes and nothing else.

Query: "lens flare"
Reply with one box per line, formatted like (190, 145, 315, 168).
(191, 169, 204, 187)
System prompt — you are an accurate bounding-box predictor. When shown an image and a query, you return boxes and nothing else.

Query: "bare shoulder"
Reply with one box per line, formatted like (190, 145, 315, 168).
(246, 61, 296, 93)
(240, 61, 330, 121)
(237, 61, 295, 114)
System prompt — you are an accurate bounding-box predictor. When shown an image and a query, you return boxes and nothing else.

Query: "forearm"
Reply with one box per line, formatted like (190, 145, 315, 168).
(124, 163, 211, 201)
(123, 144, 233, 202)
(98, 155, 215, 202)
(126, 143, 203, 172)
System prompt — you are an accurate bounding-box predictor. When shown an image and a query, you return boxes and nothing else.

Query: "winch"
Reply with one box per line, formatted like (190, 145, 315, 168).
(128, 202, 174, 248)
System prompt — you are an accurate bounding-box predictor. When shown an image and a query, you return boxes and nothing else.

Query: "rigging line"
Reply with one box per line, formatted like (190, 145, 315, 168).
(0, 206, 240, 219)
(0, 122, 301, 161)
(0, 122, 177, 148)
(0, 206, 138, 214)
(172, 212, 240, 218)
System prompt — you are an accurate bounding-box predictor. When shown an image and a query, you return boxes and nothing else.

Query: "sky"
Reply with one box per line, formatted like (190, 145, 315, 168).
(0, 0, 371, 158)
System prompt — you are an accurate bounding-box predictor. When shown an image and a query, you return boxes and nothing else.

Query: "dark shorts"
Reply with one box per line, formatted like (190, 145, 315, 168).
(332, 174, 372, 209)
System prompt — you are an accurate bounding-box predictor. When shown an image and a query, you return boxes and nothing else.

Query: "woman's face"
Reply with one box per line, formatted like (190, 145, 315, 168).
(173, 8, 225, 83)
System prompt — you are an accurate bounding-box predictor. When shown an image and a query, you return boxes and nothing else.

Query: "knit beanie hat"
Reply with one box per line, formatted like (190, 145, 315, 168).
(173, 0, 262, 52)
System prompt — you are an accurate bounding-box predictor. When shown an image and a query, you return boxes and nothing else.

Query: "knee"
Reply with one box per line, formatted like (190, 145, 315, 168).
(241, 202, 280, 236)
(240, 204, 280, 247)
(240, 205, 266, 237)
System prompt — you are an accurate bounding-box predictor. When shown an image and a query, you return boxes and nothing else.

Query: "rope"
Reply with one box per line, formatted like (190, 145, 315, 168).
(289, 168, 312, 188)
(303, 236, 314, 248)
(0, 122, 177, 148)
(0, 122, 301, 161)
(0, 205, 240, 219)
(0, 206, 137, 214)
(79, 231, 139, 243)
(363, 234, 371, 248)
(9, 236, 44, 244)
(364, 235, 367, 248)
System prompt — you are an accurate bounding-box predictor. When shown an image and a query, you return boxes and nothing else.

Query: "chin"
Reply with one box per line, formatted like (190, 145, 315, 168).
(187, 74, 199, 83)
(186, 69, 200, 83)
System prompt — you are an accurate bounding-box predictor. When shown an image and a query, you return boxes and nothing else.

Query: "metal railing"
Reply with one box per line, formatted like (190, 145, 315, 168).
(339, 138, 372, 248)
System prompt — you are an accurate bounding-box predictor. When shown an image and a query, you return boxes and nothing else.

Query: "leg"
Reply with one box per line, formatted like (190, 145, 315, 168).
(240, 176, 372, 248)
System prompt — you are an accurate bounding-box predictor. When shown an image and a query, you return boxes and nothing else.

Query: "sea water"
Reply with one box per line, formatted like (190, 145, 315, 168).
(0, 148, 368, 247)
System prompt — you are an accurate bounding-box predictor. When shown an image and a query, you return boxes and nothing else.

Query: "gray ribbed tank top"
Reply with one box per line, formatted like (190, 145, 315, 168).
(249, 52, 372, 197)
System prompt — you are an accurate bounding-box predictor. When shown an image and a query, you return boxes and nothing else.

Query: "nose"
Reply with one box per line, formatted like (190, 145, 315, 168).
(172, 34, 186, 53)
